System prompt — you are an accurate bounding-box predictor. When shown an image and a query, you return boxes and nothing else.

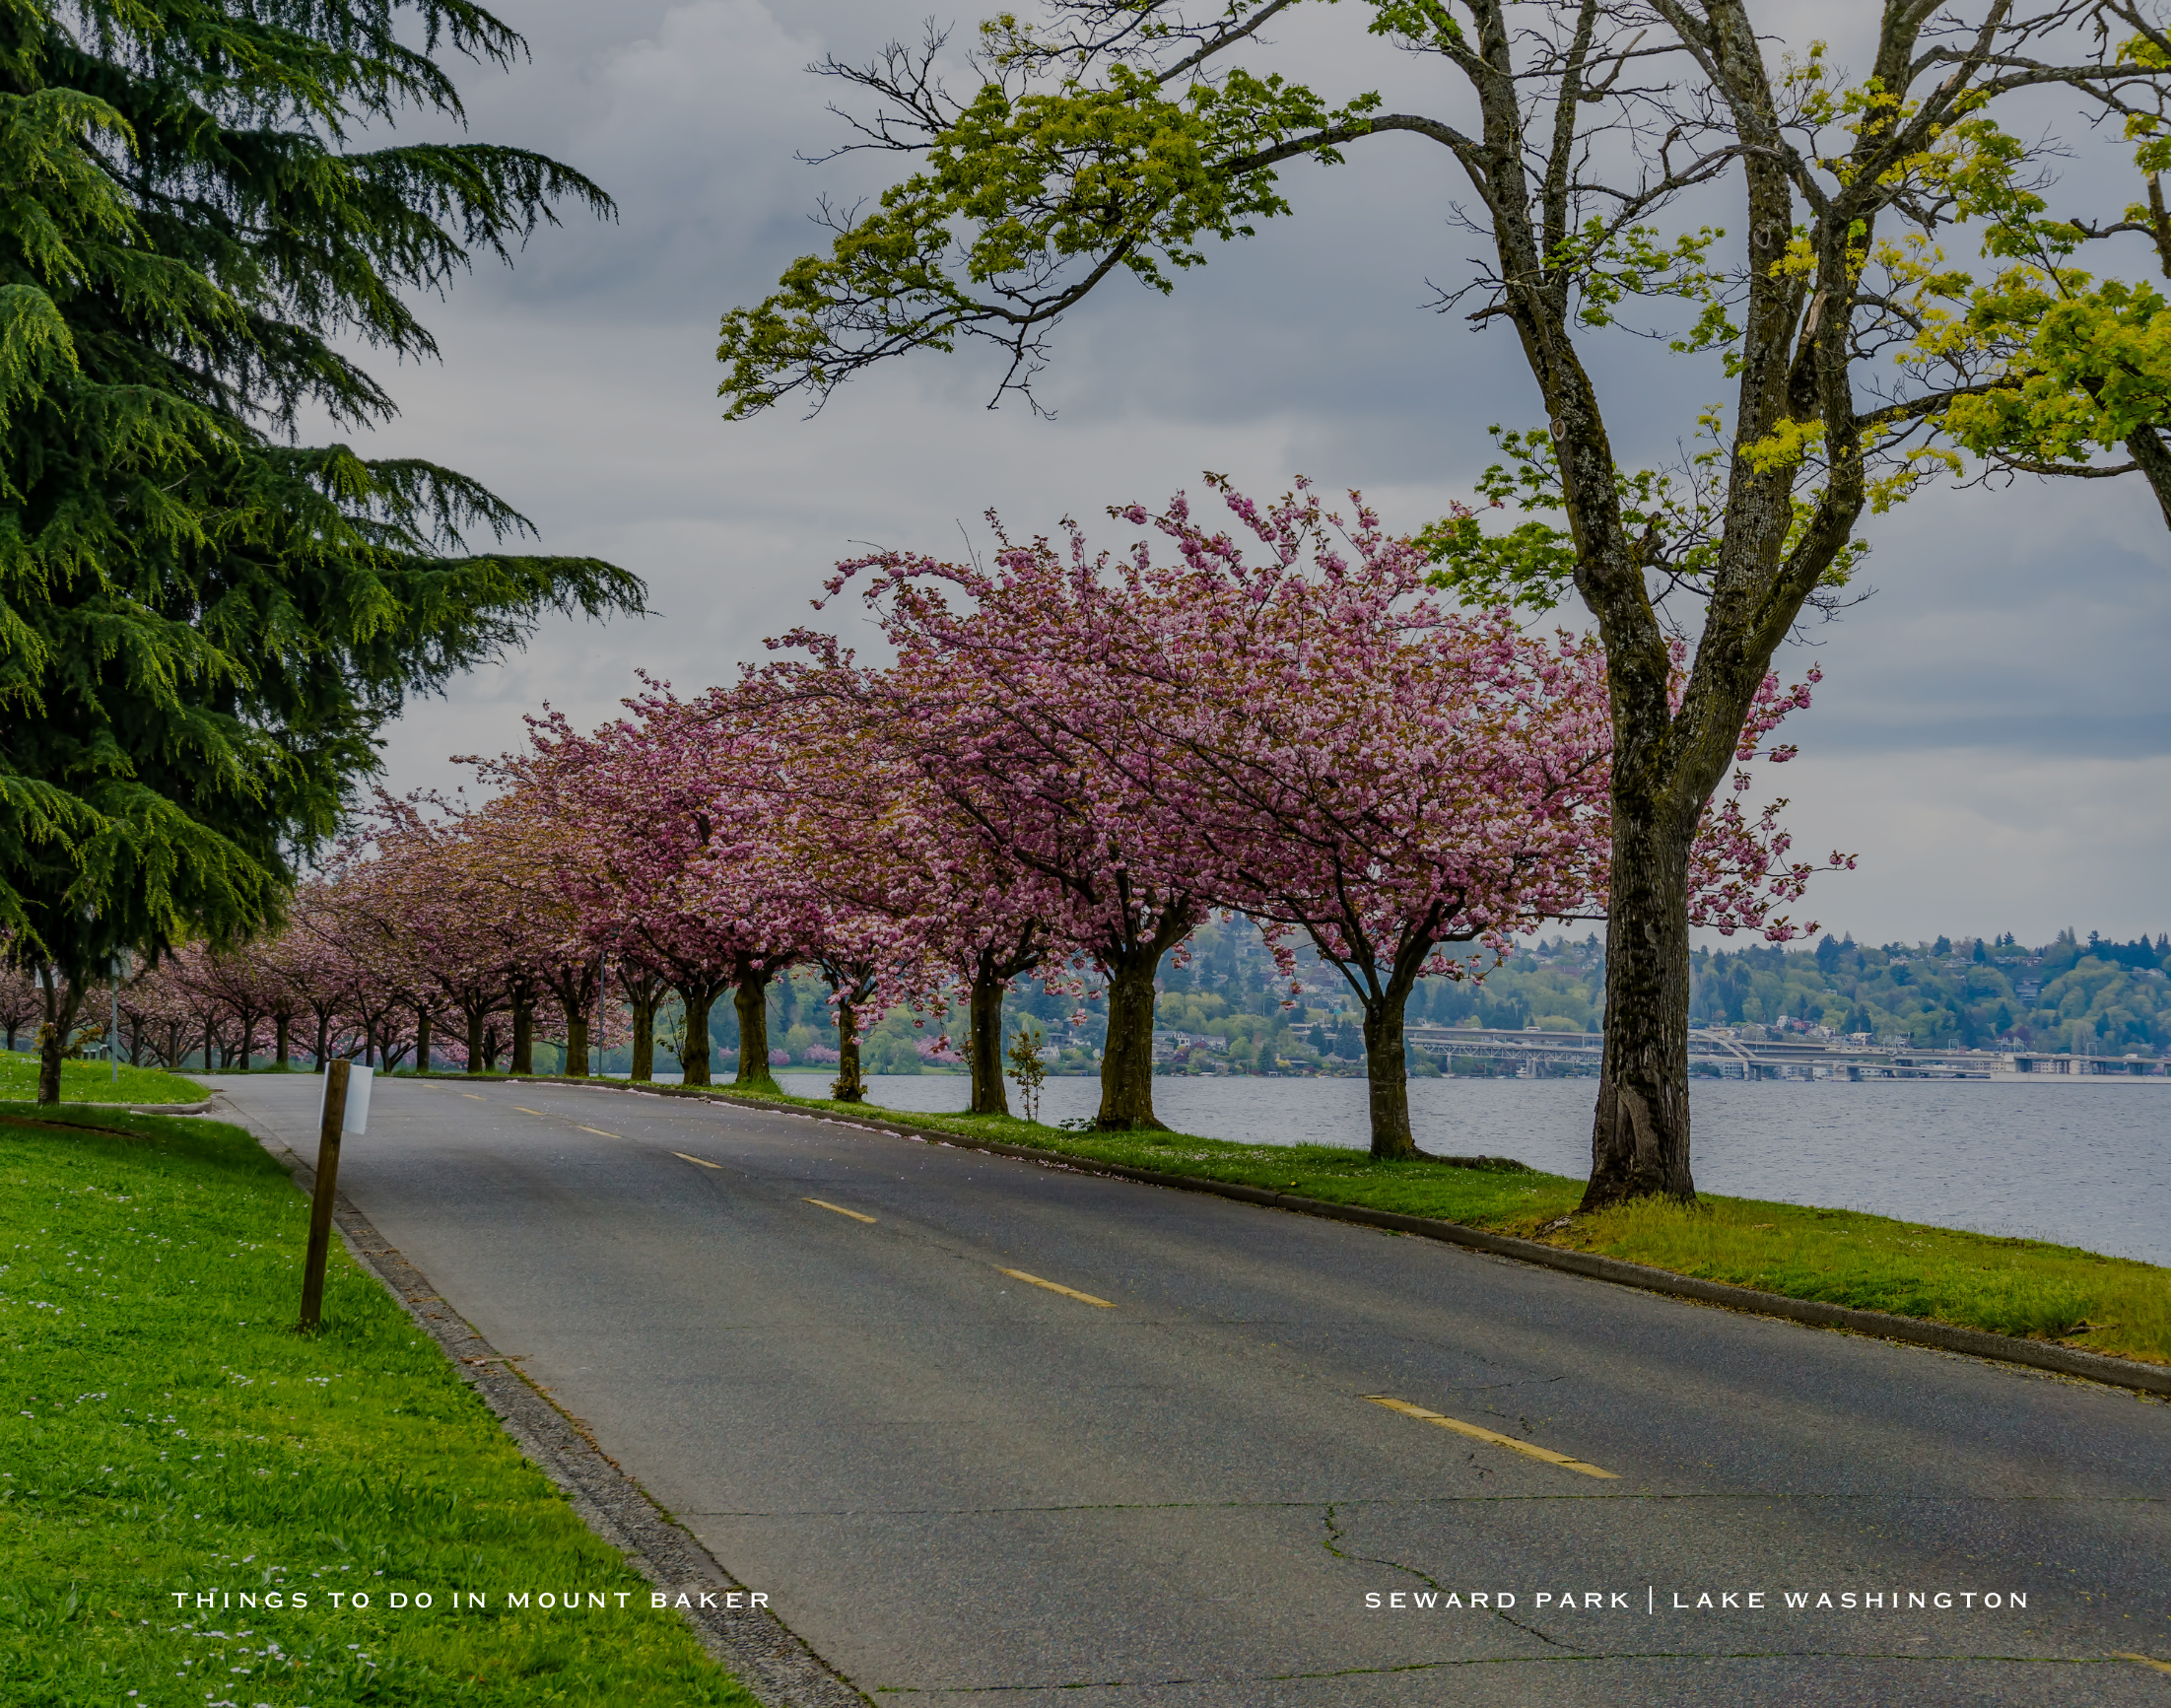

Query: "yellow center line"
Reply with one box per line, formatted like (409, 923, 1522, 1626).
(512, 1106, 546, 1117)
(803, 1197, 877, 1224)
(460, 1093, 486, 1102)
(1363, 1395, 1619, 1479)
(674, 1152, 723, 1171)
(996, 1266, 1114, 1308)
(577, 1126, 620, 1138)
(2115, 1652, 2171, 1676)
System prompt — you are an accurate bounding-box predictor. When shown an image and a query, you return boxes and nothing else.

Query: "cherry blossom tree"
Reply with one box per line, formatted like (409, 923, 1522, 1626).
(512, 684, 811, 1089)
(1075, 479, 1834, 1164)
(812, 547, 1211, 1129)
(176, 940, 286, 1070)
(746, 658, 1055, 1112)
(820, 474, 1835, 1171)
(275, 880, 364, 1071)
(0, 963, 38, 1054)
(116, 957, 195, 1067)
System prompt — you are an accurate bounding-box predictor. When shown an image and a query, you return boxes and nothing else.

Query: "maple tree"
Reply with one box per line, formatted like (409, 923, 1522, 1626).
(716, 0, 2152, 1199)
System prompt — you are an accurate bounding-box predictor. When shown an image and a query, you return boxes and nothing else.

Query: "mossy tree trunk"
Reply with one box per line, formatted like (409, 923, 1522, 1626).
(510, 994, 535, 1076)
(631, 991, 655, 1081)
(33, 967, 84, 1104)
(1095, 958, 1161, 1129)
(731, 962, 779, 1091)
(1092, 903, 1200, 1131)
(969, 971, 1009, 1116)
(1358, 979, 1424, 1161)
(35, 1023, 62, 1104)
(1581, 805, 1699, 1206)
(676, 980, 725, 1086)
(834, 991, 866, 1101)
(818, 961, 879, 1103)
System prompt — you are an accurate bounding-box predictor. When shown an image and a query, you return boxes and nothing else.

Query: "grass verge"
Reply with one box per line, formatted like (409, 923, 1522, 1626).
(625, 1078, 2170, 1369)
(0, 1102, 757, 1706)
(0, 1054, 209, 1105)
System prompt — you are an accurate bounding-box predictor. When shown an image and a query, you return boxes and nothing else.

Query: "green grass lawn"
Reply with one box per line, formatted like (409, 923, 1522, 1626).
(683, 1080, 2171, 1369)
(0, 1052, 209, 1105)
(0, 1103, 757, 1706)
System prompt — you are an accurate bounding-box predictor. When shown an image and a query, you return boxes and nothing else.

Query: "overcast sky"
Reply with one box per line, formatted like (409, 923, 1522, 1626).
(333, 0, 2169, 948)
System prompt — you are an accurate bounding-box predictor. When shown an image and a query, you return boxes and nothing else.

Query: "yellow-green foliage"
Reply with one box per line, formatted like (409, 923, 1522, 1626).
(0, 1106, 755, 1705)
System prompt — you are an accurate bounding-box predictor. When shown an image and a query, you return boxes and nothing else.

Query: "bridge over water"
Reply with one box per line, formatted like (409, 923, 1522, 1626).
(1399, 1026, 2163, 1079)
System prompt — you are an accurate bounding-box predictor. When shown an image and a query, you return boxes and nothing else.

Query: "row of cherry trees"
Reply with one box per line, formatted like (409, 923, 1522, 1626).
(80, 484, 1835, 1160)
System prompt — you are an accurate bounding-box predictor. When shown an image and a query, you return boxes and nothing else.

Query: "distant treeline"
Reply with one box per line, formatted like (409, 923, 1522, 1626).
(1448, 929, 2169, 1057)
(640, 924, 2169, 1076)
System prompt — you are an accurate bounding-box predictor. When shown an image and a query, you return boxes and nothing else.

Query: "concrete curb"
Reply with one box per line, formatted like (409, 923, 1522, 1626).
(501, 1074, 2171, 1401)
(215, 1093, 871, 1708)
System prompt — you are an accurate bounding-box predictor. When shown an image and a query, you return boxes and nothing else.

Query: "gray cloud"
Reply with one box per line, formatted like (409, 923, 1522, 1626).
(337, 0, 2166, 944)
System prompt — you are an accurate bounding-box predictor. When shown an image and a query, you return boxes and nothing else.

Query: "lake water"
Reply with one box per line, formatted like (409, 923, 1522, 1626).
(772, 1071, 2171, 1267)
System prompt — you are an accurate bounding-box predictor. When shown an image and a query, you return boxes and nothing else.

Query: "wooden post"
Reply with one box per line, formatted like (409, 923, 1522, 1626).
(298, 1059, 350, 1332)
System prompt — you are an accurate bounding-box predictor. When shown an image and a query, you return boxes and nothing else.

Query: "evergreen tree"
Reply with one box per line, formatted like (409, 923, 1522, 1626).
(1, 1, 644, 1100)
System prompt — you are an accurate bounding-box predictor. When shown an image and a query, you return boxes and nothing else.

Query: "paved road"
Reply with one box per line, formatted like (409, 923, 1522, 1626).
(217, 1075, 2170, 1706)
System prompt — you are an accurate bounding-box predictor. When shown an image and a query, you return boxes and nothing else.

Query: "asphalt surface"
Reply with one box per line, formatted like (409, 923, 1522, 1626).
(216, 1075, 2171, 1706)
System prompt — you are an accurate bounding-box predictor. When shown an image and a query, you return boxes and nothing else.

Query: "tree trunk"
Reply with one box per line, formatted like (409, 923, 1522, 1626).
(1360, 991, 1420, 1161)
(35, 1021, 62, 1105)
(203, 1019, 215, 1072)
(968, 971, 1009, 1116)
(275, 1014, 291, 1068)
(2126, 424, 2171, 532)
(1581, 812, 1697, 1208)
(631, 992, 654, 1082)
(511, 999, 534, 1076)
(833, 993, 864, 1102)
(678, 986, 716, 1085)
(482, 1024, 501, 1073)
(464, 1008, 485, 1073)
(1095, 956, 1166, 1129)
(564, 1012, 589, 1078)
(412, 1009, 429, 1074)
(731, 974, 776, 1090)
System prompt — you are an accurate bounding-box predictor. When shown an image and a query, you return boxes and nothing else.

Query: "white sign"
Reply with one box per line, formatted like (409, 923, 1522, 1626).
(343, 1064, 373, 1134)
(316, 1063, 374, 1135)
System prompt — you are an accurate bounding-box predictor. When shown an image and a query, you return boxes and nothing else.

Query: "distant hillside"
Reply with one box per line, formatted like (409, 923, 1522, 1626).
(1447, 929, 2168, 1059)
(669, 922, 2169, 1076)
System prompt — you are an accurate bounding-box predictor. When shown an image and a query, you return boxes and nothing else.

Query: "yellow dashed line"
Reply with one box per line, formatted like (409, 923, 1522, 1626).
(996, 1267, 1113, 1308)
(674, 1152, 723, 1170)
(2115, 1652, 2171, 1676)
(803, 1197, 877, 1224)
(461, 1093, 486, 1102)
(577, 1126, 620, 1138)
(512, 1106, 546, 1117)
(1363, 1395, 1619, 1478)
